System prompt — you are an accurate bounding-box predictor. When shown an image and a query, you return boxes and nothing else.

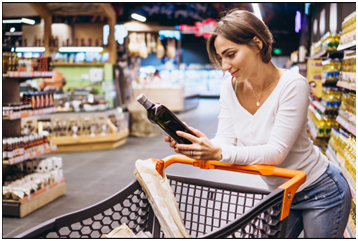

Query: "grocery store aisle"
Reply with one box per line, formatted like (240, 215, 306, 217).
(2, 98, 266, 238)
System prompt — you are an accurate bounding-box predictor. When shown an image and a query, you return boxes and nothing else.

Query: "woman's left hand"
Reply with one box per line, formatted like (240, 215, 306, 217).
(174, 127, 222, 161)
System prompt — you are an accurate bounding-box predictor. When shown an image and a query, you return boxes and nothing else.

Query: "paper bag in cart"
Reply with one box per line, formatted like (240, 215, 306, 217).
(134, 158, 191, 238)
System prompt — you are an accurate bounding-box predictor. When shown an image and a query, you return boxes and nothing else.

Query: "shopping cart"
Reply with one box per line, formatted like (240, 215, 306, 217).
(15, 155, 306, 238)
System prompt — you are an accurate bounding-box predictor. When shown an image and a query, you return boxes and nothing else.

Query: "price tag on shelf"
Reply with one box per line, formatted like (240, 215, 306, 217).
(336, 116, 356, 136)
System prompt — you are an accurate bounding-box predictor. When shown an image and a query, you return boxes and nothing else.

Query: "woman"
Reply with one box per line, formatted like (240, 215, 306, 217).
(164, 9, 351, 238)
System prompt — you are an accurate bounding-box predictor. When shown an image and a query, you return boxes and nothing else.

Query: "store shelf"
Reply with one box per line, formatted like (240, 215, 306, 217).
(310, 49, 343, 59)
(312, 101, 326, 113)
(52, 129, 129, 153)
(346, 216, 357, 238)
(326, 144, 356, 205)
(3, 107, 57, 120)
(310, 101, 339, 115)
(3, 145, 57, 165)
(54, 62, 107, 67)
(5, 71, 56, 78)
(3, 178, 66, 218)
(322, 78, 338, 85)
(307, 118, 330, 140)
(337, 81, 356, 91)
(336, 115, 356, 136)
(337, 40, 356, 51)
(326, 144, 340, 166)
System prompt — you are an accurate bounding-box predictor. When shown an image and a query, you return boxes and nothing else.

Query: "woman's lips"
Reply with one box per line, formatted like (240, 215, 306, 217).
(231, 70, 238, 76)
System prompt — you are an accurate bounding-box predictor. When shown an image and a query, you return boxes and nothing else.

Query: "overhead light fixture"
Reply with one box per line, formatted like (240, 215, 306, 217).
(2, 18, 35, 25)
(58, 47, 104, 53)
(21, 18, 35, 25)
(3, 19, 22, 24)
(131, 13, 146, 22)
(252, 3, 263, 21)
(15, 47, 45, 52)
(10, 27, 16, 33)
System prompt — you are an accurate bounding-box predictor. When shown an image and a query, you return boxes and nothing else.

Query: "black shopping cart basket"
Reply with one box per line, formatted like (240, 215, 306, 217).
(15, 155, 306, 238)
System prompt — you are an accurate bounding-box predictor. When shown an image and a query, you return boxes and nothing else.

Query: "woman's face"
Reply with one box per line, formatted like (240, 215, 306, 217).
(214, 35, 260, 81)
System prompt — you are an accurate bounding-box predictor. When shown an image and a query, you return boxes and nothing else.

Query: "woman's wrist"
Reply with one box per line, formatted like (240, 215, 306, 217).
(214, 146, 223, 161)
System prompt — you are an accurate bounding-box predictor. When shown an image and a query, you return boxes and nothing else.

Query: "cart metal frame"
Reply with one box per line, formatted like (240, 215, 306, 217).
(15, 155, 306, 238)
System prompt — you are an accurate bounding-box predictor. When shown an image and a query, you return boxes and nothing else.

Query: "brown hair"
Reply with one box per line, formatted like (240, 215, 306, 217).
(207, 9, 274, 67)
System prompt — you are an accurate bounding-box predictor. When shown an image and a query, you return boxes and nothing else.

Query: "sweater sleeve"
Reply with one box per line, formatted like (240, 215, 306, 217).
(217, 76, 310, 165)
(210, 90, 237, 147)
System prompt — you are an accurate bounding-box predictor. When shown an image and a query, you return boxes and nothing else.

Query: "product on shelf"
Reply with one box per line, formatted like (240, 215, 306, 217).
(45, 113, 127, 138)
(2, 134, 50, 161)
(310, 31, 341, 57)
(3, 92, 55, 119)
(342, 52, 356, 84)
(340, 11, 356, 46)
(308, 106, 339, 138)
(3, 157, 63, 201)
(2, 54, 54, 75)
(339, 92, 356, 125)
(2, 52, 18, 73)
(322, 58, 342, 81)
(22, 91, 55, 110)
(350, 200, 356, 230)
(320, 87, 342, 110)
(313, 138, 328, 155)
(329, 127, 356, 182)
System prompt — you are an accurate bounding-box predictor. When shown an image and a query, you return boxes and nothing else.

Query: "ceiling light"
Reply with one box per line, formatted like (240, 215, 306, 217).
(58, 47, 104, 53)
(3, 19, 22, 24)
(10, 27, 15, 33)
(252, 3, 263, 21)
(15, 47, 45, 52)
(2, 18, 35, 25)
(131, 13, 146, 22)
(21, 18, 35, 25)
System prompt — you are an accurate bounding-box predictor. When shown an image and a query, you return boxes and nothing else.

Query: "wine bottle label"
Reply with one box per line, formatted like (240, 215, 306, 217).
(154, 123, 171, 137)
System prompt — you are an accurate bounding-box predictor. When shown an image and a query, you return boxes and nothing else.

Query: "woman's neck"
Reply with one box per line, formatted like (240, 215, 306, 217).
(245, 61, 278, 92)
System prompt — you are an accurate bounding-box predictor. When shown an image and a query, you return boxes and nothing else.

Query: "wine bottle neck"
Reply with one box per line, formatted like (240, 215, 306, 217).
(142, 98, 154, 110)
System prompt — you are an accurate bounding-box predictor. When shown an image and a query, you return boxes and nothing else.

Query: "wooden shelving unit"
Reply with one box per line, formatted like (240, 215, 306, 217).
(2, 73, 64, 218)
(3, 107, 57, 120)
(3, 145, 57, 165)
(7, 71, 56, 78)
(54, 62, 108, 67)
(51, 129, 129, 153)
(3, 179, 66, 218)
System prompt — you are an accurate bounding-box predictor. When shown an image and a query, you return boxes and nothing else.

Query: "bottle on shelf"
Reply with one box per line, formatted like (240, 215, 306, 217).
(137, 93, 197, 144)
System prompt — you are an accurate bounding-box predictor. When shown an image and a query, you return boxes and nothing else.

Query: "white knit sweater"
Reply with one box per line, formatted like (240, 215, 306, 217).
(211, 69, 328, 192)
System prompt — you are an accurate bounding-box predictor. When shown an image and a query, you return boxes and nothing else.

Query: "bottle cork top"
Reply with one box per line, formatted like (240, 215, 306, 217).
(136, 93, 153, 110)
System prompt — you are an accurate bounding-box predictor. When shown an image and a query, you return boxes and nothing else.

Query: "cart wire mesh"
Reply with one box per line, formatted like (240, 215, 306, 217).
(15, 174, 287, 238)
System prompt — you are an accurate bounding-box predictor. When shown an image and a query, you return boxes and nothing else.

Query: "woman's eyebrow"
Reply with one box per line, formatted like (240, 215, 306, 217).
(218, 47, 235, 56)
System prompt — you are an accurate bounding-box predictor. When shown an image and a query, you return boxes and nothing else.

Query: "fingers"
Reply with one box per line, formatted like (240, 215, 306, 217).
(164, 135, 171, 143)
(176, 130, 197, 143)
(189, 127, 206, 138)
(170, 139, 177, 148)
(164, 135, 177, 149)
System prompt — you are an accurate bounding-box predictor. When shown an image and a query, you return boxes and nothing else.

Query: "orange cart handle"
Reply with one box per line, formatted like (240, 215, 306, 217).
(154, 155, 306, 220)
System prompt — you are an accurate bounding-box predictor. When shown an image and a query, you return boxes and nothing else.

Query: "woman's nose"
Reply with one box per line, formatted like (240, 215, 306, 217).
(221, 59, 230, 72)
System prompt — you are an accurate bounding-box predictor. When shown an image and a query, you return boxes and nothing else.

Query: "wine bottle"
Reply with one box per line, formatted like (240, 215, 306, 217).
(137, 93, 196, 144)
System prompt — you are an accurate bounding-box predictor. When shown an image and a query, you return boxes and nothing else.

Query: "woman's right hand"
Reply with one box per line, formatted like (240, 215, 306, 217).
(164, 135, 177, 149)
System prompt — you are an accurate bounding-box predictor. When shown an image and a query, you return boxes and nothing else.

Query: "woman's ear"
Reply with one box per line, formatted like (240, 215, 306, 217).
(253, 36, 263, 52)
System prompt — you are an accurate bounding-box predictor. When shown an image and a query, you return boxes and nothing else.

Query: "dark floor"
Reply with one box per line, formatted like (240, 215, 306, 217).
(2, 99, 266, 238)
